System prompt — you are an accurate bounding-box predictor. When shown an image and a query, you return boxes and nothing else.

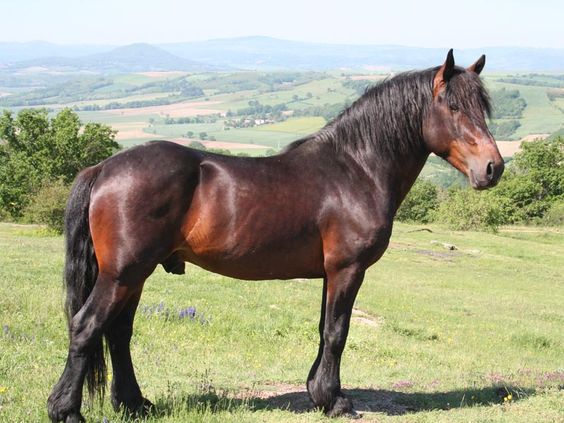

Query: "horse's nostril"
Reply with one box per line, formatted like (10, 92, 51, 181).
(486, 161, 494, 181)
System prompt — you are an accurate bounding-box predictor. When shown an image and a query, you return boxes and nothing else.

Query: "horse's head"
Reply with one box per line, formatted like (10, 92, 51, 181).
(423, 50, 504, 189)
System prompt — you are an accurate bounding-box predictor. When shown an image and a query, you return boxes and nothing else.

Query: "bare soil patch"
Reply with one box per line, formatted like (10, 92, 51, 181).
(113, 122, 156, 141)
(234, 383, 415, 417)
(520, 133, 550, 142)
(496, 140, 522, 157)
(495, 136, 550, 157)
(352, 308, 384, 328)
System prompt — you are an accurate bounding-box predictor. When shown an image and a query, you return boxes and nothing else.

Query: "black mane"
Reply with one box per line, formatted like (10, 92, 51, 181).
(286, 67, 491, 164)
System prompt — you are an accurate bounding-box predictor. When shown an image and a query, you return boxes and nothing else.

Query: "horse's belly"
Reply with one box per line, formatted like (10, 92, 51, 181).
(181, 228, 324, 280)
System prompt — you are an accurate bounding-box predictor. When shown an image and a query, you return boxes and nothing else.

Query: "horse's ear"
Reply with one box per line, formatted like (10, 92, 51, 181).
(468, 54, 486, 75)
(433, 49, 455, 97)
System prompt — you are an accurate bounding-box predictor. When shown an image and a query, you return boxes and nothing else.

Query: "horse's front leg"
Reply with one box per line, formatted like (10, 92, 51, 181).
(307, 266, 365, 417)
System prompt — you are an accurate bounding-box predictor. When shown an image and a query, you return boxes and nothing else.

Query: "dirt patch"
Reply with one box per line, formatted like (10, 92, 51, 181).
(413, 249, 457, 261)
(520, 133, 550, 142)
(113, 122, 156, 141)
(494, 136, 550, 157)
(234, 383, 415, 417)
(352, 308, 384, 328)
(108, 100, 223, 118)
(496, 140, 522, 157)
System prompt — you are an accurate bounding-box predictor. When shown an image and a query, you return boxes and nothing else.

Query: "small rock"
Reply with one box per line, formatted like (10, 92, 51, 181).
(431, 240, 457, 250)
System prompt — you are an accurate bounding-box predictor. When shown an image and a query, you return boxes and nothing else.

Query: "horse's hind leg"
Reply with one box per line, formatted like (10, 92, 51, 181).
(105, 290, 152, 416)
(47, 273, 140, 422)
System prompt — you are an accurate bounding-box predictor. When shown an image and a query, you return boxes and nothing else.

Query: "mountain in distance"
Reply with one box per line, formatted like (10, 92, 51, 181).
(160, 36, 564, 71)
(5, 43, 216, 72)
(1, 37, 563, 72)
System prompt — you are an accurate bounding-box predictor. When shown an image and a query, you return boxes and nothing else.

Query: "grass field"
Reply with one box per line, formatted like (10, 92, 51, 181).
(148, 117, 327, 151)
(0, 222, 562, 422)
(6, 71, 563, 150)
(486, 77, 564, 139)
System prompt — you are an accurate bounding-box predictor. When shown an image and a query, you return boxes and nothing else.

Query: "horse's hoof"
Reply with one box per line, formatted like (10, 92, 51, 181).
(326, 395, 357, 418)
(64, 413, 85, 423)
(140, 398, 155, 416)
(344, 409, 362, 419)
(122, 397, 154, 418)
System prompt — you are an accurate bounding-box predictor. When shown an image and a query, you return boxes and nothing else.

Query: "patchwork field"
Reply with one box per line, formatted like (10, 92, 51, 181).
(0, 222, 562, 422)
(2, 70, 563, 157)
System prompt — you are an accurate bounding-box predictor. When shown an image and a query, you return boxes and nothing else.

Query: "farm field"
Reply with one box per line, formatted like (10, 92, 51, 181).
(2, 70, 563, 156)
(0, 222, 562, 422)
(486, 75, 564, 140)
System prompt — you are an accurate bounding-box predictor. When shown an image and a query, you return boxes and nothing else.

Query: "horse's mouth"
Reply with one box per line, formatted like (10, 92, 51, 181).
(469, 169, 498, 190)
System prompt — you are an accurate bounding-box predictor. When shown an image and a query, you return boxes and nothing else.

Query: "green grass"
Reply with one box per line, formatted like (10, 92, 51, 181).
(254, 117, 326, 134)
(486, 77, 564, 138)
(148, 117, 327, 151)
(0, 222, 562, 422)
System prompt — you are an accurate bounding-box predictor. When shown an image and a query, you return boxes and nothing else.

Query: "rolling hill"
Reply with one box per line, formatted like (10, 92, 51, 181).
(1, 38, 564, 72)
(5, 43, 216, 73)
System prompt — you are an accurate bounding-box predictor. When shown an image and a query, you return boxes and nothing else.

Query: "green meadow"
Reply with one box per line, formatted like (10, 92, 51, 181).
(486, 76, 564, 139)
(0, 222, 562, 422)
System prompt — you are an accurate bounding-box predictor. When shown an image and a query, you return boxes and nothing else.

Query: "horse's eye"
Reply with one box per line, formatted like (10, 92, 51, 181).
(450, 104, 459, 112)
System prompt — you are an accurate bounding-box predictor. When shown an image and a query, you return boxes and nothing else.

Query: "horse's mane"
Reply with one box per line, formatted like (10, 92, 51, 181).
(285, 67, 491, 164)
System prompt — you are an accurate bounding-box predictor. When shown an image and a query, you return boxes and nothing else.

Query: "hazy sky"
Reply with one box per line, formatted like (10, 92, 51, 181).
(1, 0, 562, 48)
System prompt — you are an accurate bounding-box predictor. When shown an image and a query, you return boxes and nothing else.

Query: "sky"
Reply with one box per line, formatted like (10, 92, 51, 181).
(1, 0, 563, 48)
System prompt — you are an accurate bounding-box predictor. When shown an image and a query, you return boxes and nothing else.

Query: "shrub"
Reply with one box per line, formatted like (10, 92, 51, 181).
(0, 108, 117, 220)
(188, 141, 206, 150)
(396, 179, 439, 223)
(23, 179, 70, 234)
(543, 201, 564, 226)
(434, 189, 510, 232)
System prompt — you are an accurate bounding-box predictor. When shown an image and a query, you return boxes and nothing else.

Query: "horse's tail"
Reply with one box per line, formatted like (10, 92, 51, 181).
(63, 164, 106, 401)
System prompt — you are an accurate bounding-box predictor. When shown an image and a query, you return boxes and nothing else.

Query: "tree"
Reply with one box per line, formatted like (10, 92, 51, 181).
(0, 108, 118, 218)
(491, 137, 563, 222)
(188, 141, 206, 150)
(396, 179, 439, 223)
(199, 132, 208, 140)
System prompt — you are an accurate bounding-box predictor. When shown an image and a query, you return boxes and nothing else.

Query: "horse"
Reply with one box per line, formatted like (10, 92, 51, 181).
(47, 50, 504, 422)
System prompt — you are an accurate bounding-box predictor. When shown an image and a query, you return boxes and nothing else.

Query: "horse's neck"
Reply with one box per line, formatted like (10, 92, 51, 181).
(349, 146, 430, 214)
(384, 153, 430, 210)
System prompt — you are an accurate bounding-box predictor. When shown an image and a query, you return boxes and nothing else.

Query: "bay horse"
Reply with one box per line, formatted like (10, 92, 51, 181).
(48, 50, 503, 422)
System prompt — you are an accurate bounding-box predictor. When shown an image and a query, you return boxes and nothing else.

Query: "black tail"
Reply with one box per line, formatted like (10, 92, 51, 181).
(63, 164, 106, 401)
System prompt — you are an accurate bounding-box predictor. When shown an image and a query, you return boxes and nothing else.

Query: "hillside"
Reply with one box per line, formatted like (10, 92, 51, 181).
(161, 37, 564, 71)
(1, 38, 564, 71)
(7, 43, 216, 73)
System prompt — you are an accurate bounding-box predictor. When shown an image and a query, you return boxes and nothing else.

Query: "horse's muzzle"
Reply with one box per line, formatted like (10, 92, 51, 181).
(469, 158, 504, 190)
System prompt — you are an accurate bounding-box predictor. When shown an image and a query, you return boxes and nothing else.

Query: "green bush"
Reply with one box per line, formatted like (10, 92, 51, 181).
(490, 137, 563, 223)
(396, 179, 439, 223)
(23, 179, 71, 234)
(543, 201, 564, 226)
(435, 189, 510, 232)
(0, 108, 118, 220)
